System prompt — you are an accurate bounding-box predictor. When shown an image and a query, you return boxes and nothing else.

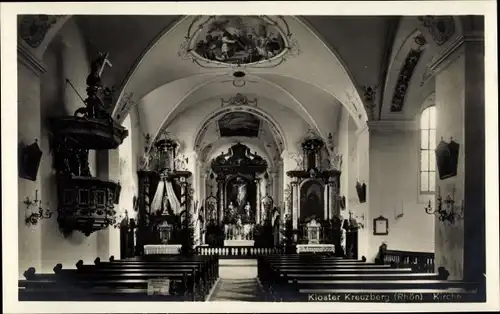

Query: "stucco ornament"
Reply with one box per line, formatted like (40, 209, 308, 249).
(19, 15, 65, 48)
(418, 16, 455, 46)
(390, 34, 428, 112)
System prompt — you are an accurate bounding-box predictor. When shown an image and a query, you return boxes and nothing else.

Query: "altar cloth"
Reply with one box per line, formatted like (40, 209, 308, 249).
(144, 244, 182, 255)
(296, 244, 335, 254)
(224, 240, 255, 247)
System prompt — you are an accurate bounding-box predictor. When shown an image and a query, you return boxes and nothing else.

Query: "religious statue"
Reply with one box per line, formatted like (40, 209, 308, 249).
(236, 179, 247, 209)
(75, 52, 113, 120)
(340, 219, 349, 257)
(227, 201, 236, 219)
(244, 202, 252, 222)
(261, 208, 267, 222)
(236, 216, 243, 240)
(273, 214, 281, 246)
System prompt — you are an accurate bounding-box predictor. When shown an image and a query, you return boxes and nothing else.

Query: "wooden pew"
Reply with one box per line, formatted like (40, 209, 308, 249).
(285, 272, 444, 280)
(256, 255, 477, 302)
(92, 256, 218, 286)
(19, 255, 219, 301)
(20, 268, 200, 301)
(290, 279, 479, 290)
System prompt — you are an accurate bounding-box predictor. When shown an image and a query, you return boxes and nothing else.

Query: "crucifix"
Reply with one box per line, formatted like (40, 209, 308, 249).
(98, 52, 112, 77)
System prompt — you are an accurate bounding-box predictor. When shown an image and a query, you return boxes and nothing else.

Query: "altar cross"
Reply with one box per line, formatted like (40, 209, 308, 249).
(98, 52, 112, 77)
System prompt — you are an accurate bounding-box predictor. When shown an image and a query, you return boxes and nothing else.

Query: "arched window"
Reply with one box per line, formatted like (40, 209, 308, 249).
(420, 106, 436, 193)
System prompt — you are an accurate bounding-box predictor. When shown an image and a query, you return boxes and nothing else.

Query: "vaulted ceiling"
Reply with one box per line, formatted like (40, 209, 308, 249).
(57, 14, 468, 161)
(71, 15, 395, 157)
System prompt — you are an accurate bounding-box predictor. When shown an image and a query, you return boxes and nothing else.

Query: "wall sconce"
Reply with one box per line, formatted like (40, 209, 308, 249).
(424, 186, 464, 224)
(24, 190, 52, 225)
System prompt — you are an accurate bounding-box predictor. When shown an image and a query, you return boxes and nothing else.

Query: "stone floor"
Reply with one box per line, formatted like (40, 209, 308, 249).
(207, 259, 264, 301)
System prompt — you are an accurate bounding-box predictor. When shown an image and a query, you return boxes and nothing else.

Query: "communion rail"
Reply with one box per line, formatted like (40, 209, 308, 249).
(384, 250, 435, 273)
(196, 246, 284, 258)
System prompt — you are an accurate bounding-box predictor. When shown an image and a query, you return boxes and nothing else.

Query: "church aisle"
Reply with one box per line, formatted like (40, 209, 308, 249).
(207, 278, 265, 302)
(207, 258, 264, 301)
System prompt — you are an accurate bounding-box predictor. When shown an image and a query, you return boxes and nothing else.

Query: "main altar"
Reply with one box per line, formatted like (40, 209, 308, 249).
(202, 143, 278, 248)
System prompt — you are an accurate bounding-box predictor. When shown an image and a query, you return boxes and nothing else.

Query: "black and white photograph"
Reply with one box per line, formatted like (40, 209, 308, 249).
(1, 1, 499, 313)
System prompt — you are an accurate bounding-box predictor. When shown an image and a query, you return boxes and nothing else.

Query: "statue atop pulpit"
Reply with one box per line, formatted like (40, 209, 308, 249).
(306, 219, 321, 244)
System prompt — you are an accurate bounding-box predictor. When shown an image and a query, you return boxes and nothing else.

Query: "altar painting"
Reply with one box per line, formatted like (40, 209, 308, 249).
(225, 176, 256, 224)
(218, 112, 260, 137)
(300, 180, 325, 221)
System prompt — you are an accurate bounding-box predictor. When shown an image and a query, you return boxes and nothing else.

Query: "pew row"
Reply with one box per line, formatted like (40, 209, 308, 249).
(257, 255, 480, 302)
(19, 255, 219, 301)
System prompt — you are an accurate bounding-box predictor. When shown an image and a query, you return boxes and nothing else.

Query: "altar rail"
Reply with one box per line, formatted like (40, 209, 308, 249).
(384, 250, 435, 273)
(196, 246, 284, 258)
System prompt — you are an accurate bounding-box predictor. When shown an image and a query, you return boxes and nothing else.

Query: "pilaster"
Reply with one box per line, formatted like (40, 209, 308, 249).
(434, 32, 485, 282)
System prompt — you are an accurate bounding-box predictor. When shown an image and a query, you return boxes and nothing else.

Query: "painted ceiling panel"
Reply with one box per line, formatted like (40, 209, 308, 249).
(218, 112, 261, 138)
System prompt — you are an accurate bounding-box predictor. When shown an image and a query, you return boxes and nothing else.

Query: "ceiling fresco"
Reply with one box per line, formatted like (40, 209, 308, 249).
(179, 15, 298, 68)
(218, 112, 261, 138)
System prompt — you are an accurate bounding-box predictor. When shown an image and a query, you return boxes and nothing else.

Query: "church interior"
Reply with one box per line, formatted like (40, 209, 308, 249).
(14, 14, 488, 303)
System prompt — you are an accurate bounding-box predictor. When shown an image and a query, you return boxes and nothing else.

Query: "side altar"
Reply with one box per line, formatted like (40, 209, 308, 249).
(285, 131, 345, 255)
(134, 134, 194, 256)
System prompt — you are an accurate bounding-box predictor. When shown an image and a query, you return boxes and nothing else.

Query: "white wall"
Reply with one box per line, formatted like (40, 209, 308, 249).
(337, 109, 435, 260)
(37, 19, 102, 273)
(111, 115, 139, 259)
(367, 125, 435, 257)
(337, 107, 350, 199)
(18, 61, 44, 277)
(18, 19, 138, 276)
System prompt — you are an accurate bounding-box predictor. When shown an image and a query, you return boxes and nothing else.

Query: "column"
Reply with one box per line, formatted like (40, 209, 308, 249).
(187, 152, 198, 205)
(291, 179, 299, 229)
(17, 44, 46, 277)
(278, 160, 284, 210)
(136, 170, 154, 255)
(281, 151, 292, 216)
(432, 26, 485, 282)
(255, 178, 261, 224)
(315, 150, 321, 170)
(179, 178, 186, 213)
(328, 181, 334, 219)
(200, 172, 207, 206)
(270, 171, 278, 202)
(355, 124, 370, 260)
(331, 176, 339, 218)
(216, 177, 225, 224)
